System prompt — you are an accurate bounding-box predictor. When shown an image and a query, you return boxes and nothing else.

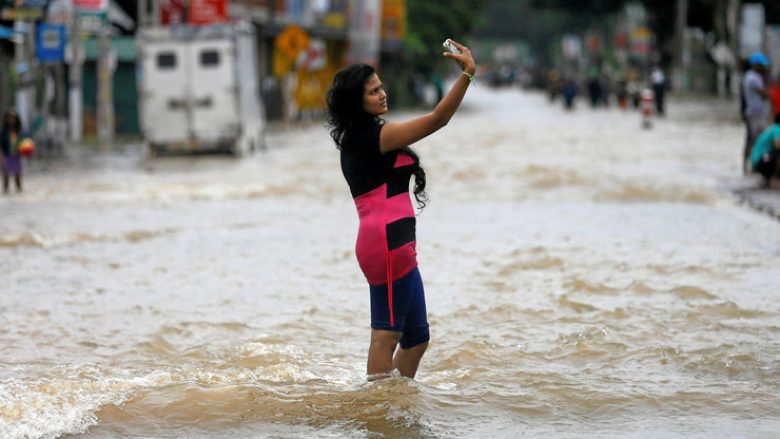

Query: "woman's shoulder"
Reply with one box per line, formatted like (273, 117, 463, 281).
(342, 122, 383, 153)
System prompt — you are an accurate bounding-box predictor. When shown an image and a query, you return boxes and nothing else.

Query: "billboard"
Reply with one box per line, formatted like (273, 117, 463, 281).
(161, 0, 186, 25)
(189, 0, 227, 25)
(739, 4, 764, 58)
(74, 0, 107, 11)
(1, 0, 47, 20)
(346, 0, 381, 66)
(36, 23, 67, 63)
(381, 0, 405, 50)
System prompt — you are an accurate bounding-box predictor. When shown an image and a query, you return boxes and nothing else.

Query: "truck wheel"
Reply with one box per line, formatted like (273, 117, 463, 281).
(144, 142, 157, 159)
(258, 131, 268, 151)
(232, 140, 249, 157)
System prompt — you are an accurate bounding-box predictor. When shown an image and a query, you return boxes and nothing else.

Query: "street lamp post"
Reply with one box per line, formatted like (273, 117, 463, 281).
(68, 12, 82, 144)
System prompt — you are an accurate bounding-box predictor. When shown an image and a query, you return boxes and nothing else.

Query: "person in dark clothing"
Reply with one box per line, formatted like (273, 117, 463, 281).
(751, 113, 780, 186)
(562, 77, 577, 110)
(1, 108, 24, 193)
(651, 66, 667, 116)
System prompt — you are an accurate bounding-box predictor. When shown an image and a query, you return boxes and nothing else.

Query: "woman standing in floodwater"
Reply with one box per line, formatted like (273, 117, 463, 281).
(326, 39, 476, 380)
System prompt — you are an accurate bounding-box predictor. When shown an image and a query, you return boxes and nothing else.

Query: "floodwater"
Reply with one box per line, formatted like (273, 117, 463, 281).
(1, 87, 779, 439)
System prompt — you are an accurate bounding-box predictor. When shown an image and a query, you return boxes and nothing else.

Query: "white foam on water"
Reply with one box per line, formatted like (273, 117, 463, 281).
(1, 379, 126, 438)
(0, 366, 197, 439)
(0, 344, 362, 439)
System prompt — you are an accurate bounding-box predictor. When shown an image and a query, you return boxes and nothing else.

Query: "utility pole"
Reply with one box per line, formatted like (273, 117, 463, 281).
(69, 12, 82, 144)
(139, 0, 148, 27)
(14, 19, 34, 131)
(96, 26, 114, 147)
(727, 0, 741, 98)
(673, 0, 688, 91)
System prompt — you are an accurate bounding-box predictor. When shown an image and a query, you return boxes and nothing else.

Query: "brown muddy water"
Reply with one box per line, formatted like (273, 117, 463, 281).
(1, 87, 779, 438)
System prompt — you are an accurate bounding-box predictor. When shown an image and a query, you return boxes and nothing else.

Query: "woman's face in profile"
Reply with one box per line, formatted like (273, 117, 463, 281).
(362, 74, 388, 116)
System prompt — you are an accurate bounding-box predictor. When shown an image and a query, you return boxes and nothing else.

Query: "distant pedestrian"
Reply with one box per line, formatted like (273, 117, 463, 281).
(651, 66, 667, 116)
(616, 77, 629, 108)
(742, 53, 771, 173)
(586, 65, 602, 107)
(562, 76, 577, 110)
(432, 72, 444, 103)
(750, 112, 780, 186)
(326, 39, 476, 381)
(547, 69, 561, 102)
(1, 108, 24, 193)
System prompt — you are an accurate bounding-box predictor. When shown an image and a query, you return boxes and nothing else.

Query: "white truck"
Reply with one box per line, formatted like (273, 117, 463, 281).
(137, 21, 265, 156)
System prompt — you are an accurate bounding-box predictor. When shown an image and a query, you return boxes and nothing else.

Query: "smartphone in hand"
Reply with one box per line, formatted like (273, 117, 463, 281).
(443, 39, 461, 55)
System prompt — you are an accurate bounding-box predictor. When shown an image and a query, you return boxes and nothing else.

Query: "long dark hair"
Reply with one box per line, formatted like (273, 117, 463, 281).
(2, 109, 21, 134)
(326, 63, 428, 209)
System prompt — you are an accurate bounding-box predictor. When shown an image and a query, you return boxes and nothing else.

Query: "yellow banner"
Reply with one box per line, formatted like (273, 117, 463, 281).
(381, 0, 406, 41)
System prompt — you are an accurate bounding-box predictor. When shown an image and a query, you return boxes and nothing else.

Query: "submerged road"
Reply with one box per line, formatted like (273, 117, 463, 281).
(1, 86, 779, 438)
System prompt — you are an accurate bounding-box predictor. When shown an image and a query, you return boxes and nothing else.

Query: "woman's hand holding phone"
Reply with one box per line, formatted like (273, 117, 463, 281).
(442, 38, 476, 76)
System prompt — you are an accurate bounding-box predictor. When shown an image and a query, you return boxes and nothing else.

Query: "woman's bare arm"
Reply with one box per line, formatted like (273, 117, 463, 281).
(379, 39, 476, 153)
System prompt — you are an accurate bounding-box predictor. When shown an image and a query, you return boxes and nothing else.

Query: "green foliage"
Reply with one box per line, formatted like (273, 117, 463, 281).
(404, 0, 489, 74)
(529, 0, 628, 16)
(475, 0, 602, 65)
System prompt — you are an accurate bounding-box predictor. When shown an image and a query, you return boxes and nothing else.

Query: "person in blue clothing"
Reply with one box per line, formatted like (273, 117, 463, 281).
(0, 108, 24, 193)
(751, 112, 780, 186)
(742, 53, 771, 173)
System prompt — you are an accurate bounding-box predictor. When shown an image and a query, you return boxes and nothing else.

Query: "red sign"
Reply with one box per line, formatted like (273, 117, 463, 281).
(73, 0, 107, 11)
(189, 0, 227, 25)
(161, 0, 186, 25)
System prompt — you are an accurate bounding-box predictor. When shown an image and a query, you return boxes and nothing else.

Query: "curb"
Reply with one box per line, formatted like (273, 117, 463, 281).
(733, 187, 780, 221)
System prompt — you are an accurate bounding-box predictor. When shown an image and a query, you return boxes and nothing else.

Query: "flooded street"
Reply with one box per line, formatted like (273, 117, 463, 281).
(1, 86, 779, 438)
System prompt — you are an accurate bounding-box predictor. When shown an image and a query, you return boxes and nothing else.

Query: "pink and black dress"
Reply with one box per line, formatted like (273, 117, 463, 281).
(340, 122, 429, 349)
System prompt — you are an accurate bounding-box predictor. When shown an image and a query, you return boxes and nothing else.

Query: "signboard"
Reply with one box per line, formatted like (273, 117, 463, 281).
(1, 0, 47, 20)
(161, 0, 186, 25)
(47, 0, 73, 25)
(189, 0, 227, 25)
(586, 33, 603, 54)
(2, 0, 47, 5)
(381, 0, 405, 42)
(767, 25, 780, 78)
(74, 0, 107, 11)
(322, 0, 348, 29)
(36, 23, 67, 62)
(78, 10, 108, 33)
(740, 4, 764, 58)
(276, 25, 310, 61)
(562, 34, 582, 60)
(346, 0, 381, 66)
(287, 0, 309, 25)
(630, 27, 652, 57)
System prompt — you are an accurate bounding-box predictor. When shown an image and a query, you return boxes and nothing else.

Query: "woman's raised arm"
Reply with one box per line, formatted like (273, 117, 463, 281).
(379, 39, 476, 154)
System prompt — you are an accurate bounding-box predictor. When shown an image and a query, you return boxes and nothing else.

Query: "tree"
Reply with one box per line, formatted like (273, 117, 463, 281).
(402, 0, 489, 75)
(475, 0, 607, 66)
(382, 0, 487, 106)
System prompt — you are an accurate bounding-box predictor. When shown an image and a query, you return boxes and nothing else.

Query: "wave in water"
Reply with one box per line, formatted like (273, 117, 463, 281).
(0, 228, 178, 249)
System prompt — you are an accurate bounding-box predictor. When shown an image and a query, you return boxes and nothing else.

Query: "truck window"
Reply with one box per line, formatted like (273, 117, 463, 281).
(200, 50, 220, 67)
(157, 52, 177, 70)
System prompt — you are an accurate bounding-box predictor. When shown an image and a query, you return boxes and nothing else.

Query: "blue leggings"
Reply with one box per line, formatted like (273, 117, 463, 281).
(369, 267, 430, 349)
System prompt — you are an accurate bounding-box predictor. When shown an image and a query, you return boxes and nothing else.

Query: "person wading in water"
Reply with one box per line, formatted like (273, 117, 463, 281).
(326, 39, 476, 380)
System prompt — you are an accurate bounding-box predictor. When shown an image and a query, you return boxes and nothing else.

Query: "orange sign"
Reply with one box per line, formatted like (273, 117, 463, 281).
(381, 0, 406, 41)
(276, 25, 310, 61)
